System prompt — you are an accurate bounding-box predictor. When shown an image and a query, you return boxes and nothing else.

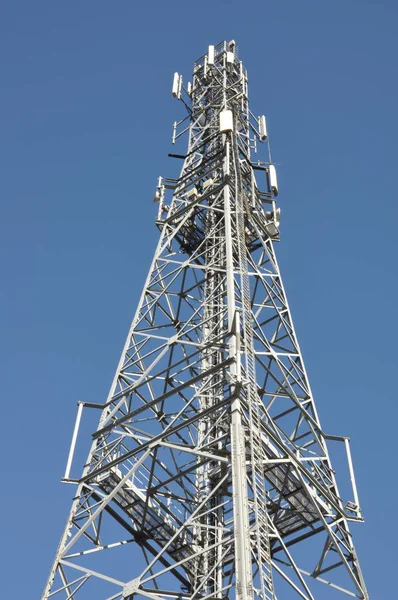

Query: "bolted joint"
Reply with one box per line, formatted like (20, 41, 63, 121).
(123, 578, 140, 599)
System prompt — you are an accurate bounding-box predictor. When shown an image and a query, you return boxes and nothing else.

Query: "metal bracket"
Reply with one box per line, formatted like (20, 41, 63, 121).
(324, 433, 363, 519)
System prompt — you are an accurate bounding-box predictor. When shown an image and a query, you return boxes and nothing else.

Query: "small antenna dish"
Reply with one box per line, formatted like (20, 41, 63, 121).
(265, 222, 278, 238)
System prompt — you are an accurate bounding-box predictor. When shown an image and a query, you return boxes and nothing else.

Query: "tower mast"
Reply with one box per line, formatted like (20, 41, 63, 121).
(42, 41, 368, 600)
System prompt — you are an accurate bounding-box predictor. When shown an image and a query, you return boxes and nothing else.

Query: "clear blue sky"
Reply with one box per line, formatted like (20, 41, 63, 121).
(0, 1, 396, 597)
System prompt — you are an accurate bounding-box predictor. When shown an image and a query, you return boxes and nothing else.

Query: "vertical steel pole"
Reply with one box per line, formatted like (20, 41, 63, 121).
(224, 139, 253, 600)
(63, 401, 84, 480)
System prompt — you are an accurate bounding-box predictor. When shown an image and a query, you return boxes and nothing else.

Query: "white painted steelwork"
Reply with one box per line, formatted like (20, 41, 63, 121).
(42, 41, 369, 600)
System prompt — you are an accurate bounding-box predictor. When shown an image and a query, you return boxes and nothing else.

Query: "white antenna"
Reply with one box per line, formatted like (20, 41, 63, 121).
(172, 72, 179, 98)
(259, 115, 267, 141)
(220, 110, 233, 133)
(208, 45, 215, 66)
(268, 164, 278, 196)
(203, 56, 208, 79)
(153, 176, 164, 203)
(274, 206, 281, 228)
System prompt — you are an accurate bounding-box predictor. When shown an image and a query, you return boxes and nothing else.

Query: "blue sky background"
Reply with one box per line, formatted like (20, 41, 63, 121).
(0, 1, 397, 597)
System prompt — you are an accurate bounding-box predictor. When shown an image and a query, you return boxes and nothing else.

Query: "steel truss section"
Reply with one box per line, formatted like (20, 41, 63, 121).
(42, 41, 369, 600)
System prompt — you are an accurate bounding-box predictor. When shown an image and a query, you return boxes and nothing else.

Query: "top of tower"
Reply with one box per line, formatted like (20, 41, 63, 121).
(193, 40, 239, 70)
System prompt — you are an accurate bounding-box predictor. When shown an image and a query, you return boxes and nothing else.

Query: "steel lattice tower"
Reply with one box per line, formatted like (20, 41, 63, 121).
(42, 41, 368, 600)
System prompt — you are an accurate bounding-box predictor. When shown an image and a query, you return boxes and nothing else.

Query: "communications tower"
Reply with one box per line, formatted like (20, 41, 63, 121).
(42, 41, 368, 600)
